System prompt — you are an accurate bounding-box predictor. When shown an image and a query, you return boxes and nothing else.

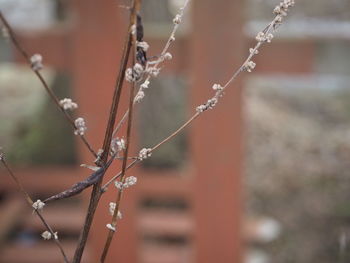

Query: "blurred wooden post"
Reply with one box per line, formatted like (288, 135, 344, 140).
(191, 0, 244, 262)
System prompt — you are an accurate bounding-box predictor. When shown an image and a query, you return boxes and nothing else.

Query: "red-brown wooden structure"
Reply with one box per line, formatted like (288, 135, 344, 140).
(0, 0, 314, 262)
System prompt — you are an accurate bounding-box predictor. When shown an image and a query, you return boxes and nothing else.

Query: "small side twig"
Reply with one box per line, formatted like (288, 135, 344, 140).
(0, 153, 69, 263)
(102, 0, 295, 189)
(112, 0, 190, 138)
(101, 113, 199, 190)
(0, 11, 97, 158)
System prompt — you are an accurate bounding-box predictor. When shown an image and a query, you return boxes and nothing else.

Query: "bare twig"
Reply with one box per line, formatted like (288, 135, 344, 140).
(98, 32, 132, 165)
(100, 1, 140, 261)
(0, 153, 69, 263)
(72, 4, 135, 263)
(100, 45, 136, 263)
(101, 112, 199, 190)
(72, 34, 132, 263)
(102, 0, 294, 189)
(102, 113, 200, 190)
(0, 11, 97, 158)
(112, 0, 191, 138)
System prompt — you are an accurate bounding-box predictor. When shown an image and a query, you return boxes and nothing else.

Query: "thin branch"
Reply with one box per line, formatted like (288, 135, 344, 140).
(102, 1, 294, 190)
(101, 113, 200, 190)
(100, 1, 140, 261)
(72, 183, 100, 263)
(97, 39, 131, 164)
(72, 34, 132, 263)
(0, 154, 69, 263)
(100, 47, 136, 263)
(101, 0, 194, 191)
(151, 112, 199, 152)
(0, 11, 97, 158)
(72, 4, 135, 263)
(112, 0, 191, 138)
(100, 111, 199, 190)
(44, 157, 115, 203)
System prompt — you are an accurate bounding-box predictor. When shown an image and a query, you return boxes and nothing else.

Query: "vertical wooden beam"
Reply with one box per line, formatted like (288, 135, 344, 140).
(191, 0, 244, 262)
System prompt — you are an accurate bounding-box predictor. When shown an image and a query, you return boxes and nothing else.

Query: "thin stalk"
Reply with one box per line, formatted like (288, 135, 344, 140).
(0, 11, 97, 158)
(102, 112, 200, 190)
(100, 57, 136, 263)
(100, 1, 140, 261)
(101, 9, 291, 190)
(112, 0, 191, 137)
(98, 35, 132, 165)
(72, 5, 135, 262)
(151, 112, 199, 152)
(0, 156, 69, 263)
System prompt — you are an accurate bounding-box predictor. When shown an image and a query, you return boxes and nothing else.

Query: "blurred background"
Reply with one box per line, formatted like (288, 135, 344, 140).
(0, 0, 350, 262)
